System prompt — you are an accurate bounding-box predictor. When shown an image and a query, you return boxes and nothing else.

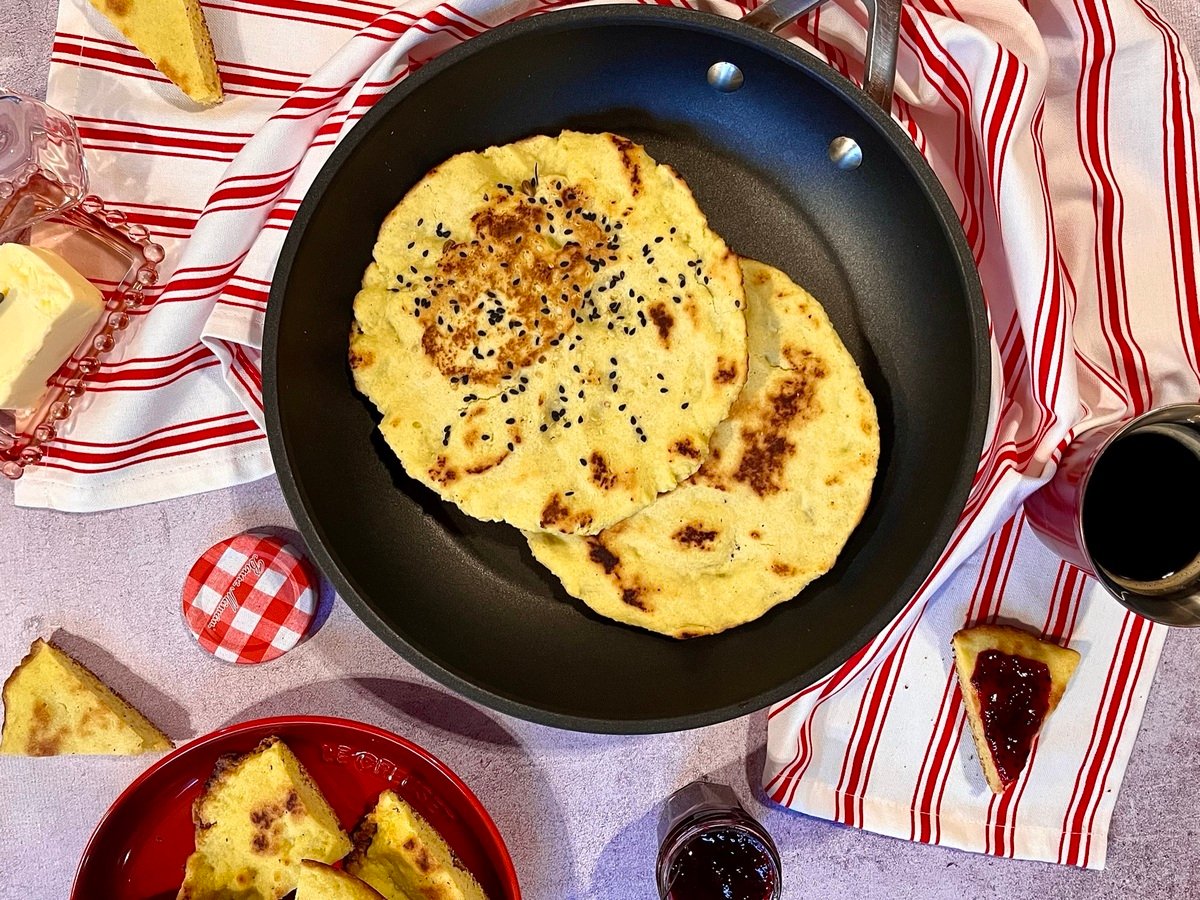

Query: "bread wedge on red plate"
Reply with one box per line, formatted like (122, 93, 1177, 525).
(952, 624, 1080, 793)
(296, 860, 386, 899)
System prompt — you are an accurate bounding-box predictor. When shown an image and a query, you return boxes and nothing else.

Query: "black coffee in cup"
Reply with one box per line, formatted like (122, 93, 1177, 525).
(1081, 423, 1200, 592)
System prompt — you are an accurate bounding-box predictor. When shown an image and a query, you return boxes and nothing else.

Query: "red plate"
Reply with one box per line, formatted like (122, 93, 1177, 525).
(71, 716, 521, 899)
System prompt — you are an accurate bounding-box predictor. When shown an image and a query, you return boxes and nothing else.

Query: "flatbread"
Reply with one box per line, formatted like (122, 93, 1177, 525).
(0, 638, 172, 756)
(346, 791, 487, 900)
(177, 737, 351, 900)
(350, 131, 747, 535)
(525, 258, 879, 637)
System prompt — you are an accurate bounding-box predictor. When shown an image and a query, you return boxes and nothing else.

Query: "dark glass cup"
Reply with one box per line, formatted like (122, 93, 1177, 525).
(1025, 403, 1200, 626)
(656, 781, 782, 900)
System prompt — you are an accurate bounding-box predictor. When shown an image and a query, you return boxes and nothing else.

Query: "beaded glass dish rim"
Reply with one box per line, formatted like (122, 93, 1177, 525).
(0, 200, 164, 480)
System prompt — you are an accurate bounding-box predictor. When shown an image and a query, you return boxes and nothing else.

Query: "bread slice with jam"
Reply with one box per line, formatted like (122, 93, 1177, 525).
(952, 624, 1080, 793)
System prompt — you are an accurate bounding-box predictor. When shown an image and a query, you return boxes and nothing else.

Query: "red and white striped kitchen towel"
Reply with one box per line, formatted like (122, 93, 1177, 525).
(31, 0, 1199, 868)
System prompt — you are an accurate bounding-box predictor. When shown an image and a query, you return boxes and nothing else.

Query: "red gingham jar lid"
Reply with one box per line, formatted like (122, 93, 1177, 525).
(182, 531, 317, 664)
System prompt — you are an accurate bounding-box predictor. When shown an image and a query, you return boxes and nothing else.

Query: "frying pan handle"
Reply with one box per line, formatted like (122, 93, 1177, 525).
(742, 0, 902, 112)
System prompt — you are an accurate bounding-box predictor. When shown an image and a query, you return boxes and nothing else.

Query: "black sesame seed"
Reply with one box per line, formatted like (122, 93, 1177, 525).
(681, 402, 689, 409)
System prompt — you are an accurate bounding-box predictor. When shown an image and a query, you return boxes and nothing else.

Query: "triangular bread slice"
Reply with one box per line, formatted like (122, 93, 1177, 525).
(85, 0, 223, 103)
(297, 860, 387, 899)
(177, 736, 352, 900)
(952, 624, 1080, 793)
(0, 638, 172, 756)
(345, 791, 488, 900)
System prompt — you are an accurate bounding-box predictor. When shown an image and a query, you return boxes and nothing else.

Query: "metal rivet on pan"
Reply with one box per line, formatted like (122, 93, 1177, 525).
(707, 62, 744, 93)
(828, 136, 863, 170)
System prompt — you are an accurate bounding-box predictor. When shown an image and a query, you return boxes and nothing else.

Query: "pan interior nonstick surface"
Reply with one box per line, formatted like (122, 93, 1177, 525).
(266, 8, 988, 732)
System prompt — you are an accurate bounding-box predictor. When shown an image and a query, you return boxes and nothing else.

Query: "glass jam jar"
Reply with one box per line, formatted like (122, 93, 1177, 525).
(656, 780, 782, 900)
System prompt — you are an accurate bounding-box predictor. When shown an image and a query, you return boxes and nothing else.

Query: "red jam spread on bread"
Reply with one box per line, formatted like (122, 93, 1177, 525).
(970, 649, 1052, 788)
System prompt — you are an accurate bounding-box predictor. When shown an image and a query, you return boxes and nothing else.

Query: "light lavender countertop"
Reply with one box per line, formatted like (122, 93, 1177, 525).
(2, 2, 1200, 899)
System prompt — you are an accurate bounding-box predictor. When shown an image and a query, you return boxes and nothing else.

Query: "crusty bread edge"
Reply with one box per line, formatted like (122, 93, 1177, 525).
(0, 640, 45, 751)
(298, 859, 387, 900)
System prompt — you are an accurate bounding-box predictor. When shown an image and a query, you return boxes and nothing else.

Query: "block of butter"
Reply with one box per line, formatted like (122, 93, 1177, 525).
(0, 243, 105, 411)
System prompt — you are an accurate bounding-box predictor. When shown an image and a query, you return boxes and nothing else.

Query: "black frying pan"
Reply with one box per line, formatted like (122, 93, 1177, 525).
(264, 0, 990, 733)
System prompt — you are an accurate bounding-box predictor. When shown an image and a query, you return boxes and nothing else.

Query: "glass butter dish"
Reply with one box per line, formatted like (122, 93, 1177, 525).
(0, 91, 163, 480)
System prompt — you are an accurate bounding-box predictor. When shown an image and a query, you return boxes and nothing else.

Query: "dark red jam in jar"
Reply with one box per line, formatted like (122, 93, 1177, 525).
(657, 781, 781, 900)
(970, 649, 1052, 787)
(665, 825, 779, 900)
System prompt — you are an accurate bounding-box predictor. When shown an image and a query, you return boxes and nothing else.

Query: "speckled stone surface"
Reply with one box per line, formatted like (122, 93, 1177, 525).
(2, 3, 1199, 898)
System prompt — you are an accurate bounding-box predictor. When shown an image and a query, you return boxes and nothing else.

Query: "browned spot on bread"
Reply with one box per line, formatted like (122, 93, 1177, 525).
(285, 790, 301, 815)
(348, 818, 379, 865)
(541, 493, 570, 528)
(719, 357, 827, 496)
(673, 523, 719, 549)
(349, 347, 374, 369)
(861, 416, 874, 435)
(588, 538, 621, 574)
(249, 799, 287, 855)
(590, 452, 617, 489)
(673, 438, 700, 459)
(79, 705, 104, 737)
(27, 699, 64, 756)
(402, 837, 417, 851)
(415, 846, 435, 873)
(621, 587, 648, 610)
(539, 493, 594, 531)
(102, 0, 130, 18)
(825, 473, 843, 486)
(749, 530, 762, 539)
(648, 302, 674, 345)
(771, 561, 796, 577)
(751, 268, 771, 287)
(715, 358, 739, 384)
(610, 135, 643, 195)
(428, 457, 458, 485)
(677, 630, 702, 639)
(465, 452, 510, 475)
(416, 183, 605, 387)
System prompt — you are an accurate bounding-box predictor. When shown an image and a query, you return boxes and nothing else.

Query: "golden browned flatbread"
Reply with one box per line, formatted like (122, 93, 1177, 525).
(525, 258, 879, 637)
(350, 131, 747, 535)
(177, 737, 352, 899)
(85, 0, 222, 103)
(346, 791, 487, 900)
(0, 638, 172, 756)
(296, 860, 387, 900)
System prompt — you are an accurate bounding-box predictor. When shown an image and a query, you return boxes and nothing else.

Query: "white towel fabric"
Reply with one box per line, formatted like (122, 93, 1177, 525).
(27, 0, 1200, 868)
